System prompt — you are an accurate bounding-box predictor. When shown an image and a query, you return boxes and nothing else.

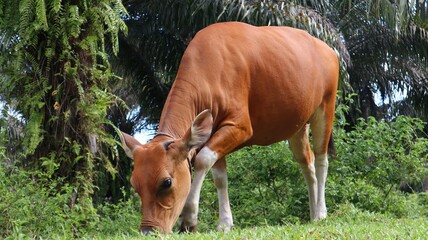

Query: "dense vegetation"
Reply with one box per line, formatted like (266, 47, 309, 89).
(0, 0, 427, 238)
(1, 104, 427, 238)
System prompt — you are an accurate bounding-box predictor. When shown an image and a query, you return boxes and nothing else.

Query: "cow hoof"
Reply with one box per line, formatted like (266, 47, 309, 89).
(312, 212, 327, 221)
(216, 224, 233, 232)
(179, 223, 198, 233)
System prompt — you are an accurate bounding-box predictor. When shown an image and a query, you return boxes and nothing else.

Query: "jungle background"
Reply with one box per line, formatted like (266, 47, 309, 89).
(0, 0, 427, 238)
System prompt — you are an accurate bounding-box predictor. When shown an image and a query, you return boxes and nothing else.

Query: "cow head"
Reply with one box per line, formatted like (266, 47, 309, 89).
(121, 110, 213, 234)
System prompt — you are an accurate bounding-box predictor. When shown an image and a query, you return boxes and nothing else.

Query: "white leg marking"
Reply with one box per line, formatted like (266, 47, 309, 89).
(309, 108, 330, 220)
(181, 147, 218, 228)
(314, 153, 328, 220)
(211, 168, 233, 232)
(299, 160, 318, 221)
(289, 124, 319, 221)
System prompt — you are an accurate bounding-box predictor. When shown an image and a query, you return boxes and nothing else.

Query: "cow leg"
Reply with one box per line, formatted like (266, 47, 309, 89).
(288, 124, 317, 220)
(179, 146, 217, 232)
(180, 122, 252, 232)
(309, 106, 335, 220)
(211, 157, 233, 231)
(313, 152, 328, 220)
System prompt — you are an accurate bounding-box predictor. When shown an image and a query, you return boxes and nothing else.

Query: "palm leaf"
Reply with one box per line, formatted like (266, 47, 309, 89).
(339, 0, 428, 121)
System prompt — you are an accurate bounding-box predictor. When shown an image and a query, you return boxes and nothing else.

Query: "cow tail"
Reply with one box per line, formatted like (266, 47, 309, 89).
(328, 133, 336, 160)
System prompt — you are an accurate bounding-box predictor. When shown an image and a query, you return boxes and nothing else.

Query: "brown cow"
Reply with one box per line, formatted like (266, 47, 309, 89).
(121, 22, 339, 234)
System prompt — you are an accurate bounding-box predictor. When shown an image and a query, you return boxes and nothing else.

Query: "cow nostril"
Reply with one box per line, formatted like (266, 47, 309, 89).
(140, 226, 155, 236)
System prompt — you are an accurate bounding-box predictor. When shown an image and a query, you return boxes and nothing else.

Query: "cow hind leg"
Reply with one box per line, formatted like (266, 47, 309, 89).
(309, 106, 335, 220)
(288, 124, 318, 220)
(211, 157, 234, 231)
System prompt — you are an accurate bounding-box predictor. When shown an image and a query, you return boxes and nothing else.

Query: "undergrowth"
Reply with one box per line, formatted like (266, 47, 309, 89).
(1, 113, 427, 238)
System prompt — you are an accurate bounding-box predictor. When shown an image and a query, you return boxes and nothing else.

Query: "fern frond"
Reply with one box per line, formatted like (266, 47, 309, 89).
(18, 0, 36, 41)
(48, 0, 62, 14)
(23, 108, 44, 155)
(35, 0, 48, 30)
(67, 4, 83, 38)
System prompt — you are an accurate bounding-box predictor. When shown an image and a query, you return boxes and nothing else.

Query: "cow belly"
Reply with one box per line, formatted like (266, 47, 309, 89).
(242, 110, 309, 146)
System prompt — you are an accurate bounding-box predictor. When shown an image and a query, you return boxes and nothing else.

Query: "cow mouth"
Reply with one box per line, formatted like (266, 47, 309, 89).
(140, 220, 170, 234)
(140, 226, 156, 235)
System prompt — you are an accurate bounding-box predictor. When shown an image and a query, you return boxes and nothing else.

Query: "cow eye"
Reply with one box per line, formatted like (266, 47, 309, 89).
(163, 141, 174, 150)
(161, 178, 172, 189)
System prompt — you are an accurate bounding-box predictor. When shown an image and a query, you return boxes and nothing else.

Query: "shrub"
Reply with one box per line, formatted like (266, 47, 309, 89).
(329, 115, 428, 216)
(0, 166, 92, 238)
(333, 116, 428, 191)
(196, 114, 428, 229)
(227, 143, 308, 225)
(196, 142, 307, 230)
(0, 165, 141, 239)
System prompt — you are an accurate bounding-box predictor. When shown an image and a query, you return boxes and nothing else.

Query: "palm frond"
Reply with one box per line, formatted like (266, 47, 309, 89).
(339, 0, 428, 121)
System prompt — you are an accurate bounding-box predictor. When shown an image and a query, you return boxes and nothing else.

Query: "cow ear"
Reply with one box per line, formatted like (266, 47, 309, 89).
(183, 110, 213, 150)
(120, 132, 143, 159)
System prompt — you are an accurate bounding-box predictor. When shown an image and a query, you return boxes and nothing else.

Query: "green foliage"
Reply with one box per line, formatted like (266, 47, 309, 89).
(226, 143, 307, 225)
(327, 113, 428, 217)
(1, 0, 427, 237)
(194, 104, 428, 230)
(0, 165, 94, 238)
(0, 165, 141, 239)
(334, 116, 428, 188)
(0, 0, 128, 204)
(95, 193, 141, 236)
(1, 106, 427, 238)
(2, 162, 426, 239)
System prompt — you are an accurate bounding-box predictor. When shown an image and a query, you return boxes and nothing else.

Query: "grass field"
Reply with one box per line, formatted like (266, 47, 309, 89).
(81, 204, 427, 240)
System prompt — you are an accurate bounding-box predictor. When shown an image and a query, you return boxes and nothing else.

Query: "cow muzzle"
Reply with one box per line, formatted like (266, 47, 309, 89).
(140, 226, 155, 236)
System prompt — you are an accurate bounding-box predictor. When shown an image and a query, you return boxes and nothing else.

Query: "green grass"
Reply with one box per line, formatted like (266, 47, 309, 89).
(83, 203, 427, 240)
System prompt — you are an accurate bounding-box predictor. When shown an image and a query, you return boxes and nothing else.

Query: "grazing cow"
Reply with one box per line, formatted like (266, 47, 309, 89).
(121, 22, 339, 234)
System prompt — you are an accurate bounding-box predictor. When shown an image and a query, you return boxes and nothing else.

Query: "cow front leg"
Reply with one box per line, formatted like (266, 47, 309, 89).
(180, 121, 252, 232)
(179, 147, 218, 232)
(211, 157, 233, 231)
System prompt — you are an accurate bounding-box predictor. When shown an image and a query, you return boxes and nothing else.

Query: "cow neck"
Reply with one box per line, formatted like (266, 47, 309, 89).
(154, 132, 176, 140)
(157, 108, 196, 140)
(156, 80, 198, 140)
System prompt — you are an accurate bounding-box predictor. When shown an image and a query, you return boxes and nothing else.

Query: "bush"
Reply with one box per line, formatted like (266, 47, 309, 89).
(196, 114, 428, 229)
(329, 115, 428, 216)
(94, 192, 141, 236)
(333, 116, 428, 191)
(197, 142, 314, 229)
(0, 165, 141, 239)
(0, 166, 91, 238)
(227, 143, 308, 225)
